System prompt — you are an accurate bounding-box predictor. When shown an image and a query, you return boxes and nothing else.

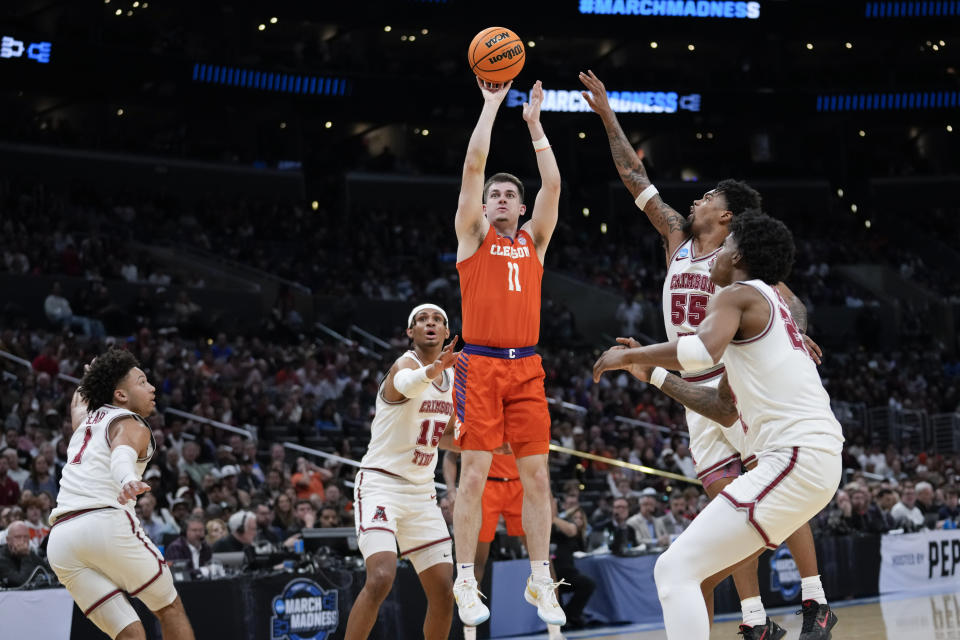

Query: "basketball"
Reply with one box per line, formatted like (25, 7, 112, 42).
(468, 27, 525, 83)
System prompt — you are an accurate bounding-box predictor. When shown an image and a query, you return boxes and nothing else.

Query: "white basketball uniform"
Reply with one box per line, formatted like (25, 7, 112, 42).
(662, 238, 745, 482)
(354, 350, 454, 572)
(653, 282, 845, 639)
(47, 404, 177, 639)
(717, 280, 845, 547)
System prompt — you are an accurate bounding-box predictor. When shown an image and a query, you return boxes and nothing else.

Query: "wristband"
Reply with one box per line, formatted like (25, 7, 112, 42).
(635, 184, 659, 210)
(532, 136, 550, 151)
(650, 367, 668, 389)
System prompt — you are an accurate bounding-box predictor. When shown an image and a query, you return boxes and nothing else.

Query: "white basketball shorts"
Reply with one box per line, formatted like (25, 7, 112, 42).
(48, 507, 177, 638)
(684, 373, 743, 487)
(718, 445, 841, 549)
(353, 469, 452, 573)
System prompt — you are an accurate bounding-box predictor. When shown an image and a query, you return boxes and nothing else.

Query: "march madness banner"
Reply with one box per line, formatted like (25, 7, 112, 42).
(879, 529, 960, 594)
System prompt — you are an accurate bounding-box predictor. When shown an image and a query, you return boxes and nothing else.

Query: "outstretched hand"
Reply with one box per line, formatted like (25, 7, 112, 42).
(118, 480, 151, 504)
(578, 70, 613, 116)
(427, 336, 460, 378)
(477, 77, 512, 105)
(614, 338, 657, 381)
(593, 343, 636, 382)
(522, 80, 543, 124)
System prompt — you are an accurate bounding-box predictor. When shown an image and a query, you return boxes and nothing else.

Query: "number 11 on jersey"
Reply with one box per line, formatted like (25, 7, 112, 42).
(507, 261, 521, 292)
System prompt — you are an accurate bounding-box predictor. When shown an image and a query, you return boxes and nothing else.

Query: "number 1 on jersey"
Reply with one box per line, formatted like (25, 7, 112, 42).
(507, 261, 521, 292)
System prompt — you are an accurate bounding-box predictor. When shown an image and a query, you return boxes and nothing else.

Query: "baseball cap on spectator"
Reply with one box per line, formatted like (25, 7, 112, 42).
(220, 465, 239, 477)
(144, 468, 162, 480)
(641, 487, 658, 497)
(238, 455, 253, 466)
(661, 448, 675, 457)
(572, 426, 584, 435)
(176, 487, 193, 500)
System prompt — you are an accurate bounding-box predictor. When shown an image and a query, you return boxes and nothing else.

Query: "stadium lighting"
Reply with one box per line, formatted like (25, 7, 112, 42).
(688, 44, 695, 51)
(851, 204, 858, 213)
(270, 17, 278, 24)
(384, 26, 392, 32)
(806, 43, 814, 50)
(582, 207, 590, 217)
(311, 201, 319, 211)
(324, 121, 333, 129)
(650, 41, 658, 48)
(578, 132, 586, 139)
(258, 24, 265, 31)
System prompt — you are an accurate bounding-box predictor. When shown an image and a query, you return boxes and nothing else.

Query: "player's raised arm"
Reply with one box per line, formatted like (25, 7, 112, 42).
(381, 337, 459, 403)
(579, 70, 687, 256)
(455, 79, 512, 261)
(520, 80, 561, 262)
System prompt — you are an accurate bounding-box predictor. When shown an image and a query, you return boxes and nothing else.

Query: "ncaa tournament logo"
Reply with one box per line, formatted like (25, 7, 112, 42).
(271, 578, 339, 640)
(676, 247, 689, 260)
(769, 546, 801, 600)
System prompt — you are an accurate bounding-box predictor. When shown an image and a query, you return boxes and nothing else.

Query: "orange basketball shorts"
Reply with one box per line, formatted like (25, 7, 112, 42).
(453, 345, 551, 456)
(479, 479, 525, 543)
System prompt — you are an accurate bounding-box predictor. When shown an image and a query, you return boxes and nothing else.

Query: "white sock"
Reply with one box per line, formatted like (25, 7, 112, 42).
(530, 560, 551, 581)
(741, 596, 766, 628)
(547, 623, 563, 638)
(463, 624, 477, 640)
(457, 563, 476, 583)
(801, 575, 827, 604)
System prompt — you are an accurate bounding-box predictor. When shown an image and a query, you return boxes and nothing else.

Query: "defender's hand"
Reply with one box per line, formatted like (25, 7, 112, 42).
(578, 70, 614, 116)
(522, 80, 544, 124)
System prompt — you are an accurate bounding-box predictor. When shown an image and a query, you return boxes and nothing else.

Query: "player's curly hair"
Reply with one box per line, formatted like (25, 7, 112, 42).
(79, 348, 140, 411)
(483, 172, 525, 204)
(729, 209, 795, 285)
(715, 179, 762, 215)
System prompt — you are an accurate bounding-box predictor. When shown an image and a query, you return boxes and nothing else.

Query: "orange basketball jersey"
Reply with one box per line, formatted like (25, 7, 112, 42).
(458, 228, 542, 348)
(488, 452, 519, 479)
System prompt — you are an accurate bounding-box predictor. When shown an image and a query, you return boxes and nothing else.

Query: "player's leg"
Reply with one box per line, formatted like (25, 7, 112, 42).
(411, 547, 455, 640)
(655, 495, 767, 637)
(700, 473, 768, 631)
(473, 540, 492, 583)
(783, 521, 838, 639)
(453, 450, 494, 566)
(344, 549, 398, 640)
(115, 622, 147, 640)
(151, 596, 196, 640)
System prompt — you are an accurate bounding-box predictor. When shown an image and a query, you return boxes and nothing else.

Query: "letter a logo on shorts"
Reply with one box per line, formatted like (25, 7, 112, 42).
(373, 506, 388, 522)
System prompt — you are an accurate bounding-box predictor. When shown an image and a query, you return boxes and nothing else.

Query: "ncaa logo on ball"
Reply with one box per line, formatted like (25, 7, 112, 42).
(271, 578, 339, 640)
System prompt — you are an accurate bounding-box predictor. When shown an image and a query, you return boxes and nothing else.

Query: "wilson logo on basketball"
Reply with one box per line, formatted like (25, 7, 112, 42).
(488, 44, 523, 64)
(484, 32, 510, 48)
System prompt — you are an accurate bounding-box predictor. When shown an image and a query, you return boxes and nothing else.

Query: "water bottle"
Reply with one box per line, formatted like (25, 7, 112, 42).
(295, 538, 305, 553)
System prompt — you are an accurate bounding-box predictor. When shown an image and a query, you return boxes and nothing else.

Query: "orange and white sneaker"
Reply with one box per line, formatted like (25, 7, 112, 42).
(453, 578, 490, 626)
(524, 575, 568, 626)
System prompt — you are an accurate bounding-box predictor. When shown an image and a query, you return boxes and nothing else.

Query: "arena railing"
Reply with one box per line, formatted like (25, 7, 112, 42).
(348, 325, 391, 351)
(316, 322, 382, 360)
(0, 349, 257, 441)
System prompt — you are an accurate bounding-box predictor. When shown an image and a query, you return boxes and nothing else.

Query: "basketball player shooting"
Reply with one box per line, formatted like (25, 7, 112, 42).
(592, 211, 844, 639)
(450, 77, 565, 628)
(47, 349, 196, 640)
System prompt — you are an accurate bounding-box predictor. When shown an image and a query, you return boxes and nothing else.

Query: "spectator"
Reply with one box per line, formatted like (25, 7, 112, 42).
(318, 505, 340, 528)
(891, 483, 925, 530)
(873, 488, 900, 532)
(180, 441, 211, 487)
(206, 518, 228, 546)
(272, 493, 296, 532)
(213, 510, 257, 553)
(616, 295, 644, 337)
(2, 450, 28, 488)
(164, 515, 212, 570)
(627, 491, 664, 547)
(0, 456, 20, 507)
(22, 455, 58, 499)
(252, 501, 283, 547)
(21, 498, 49, 546)
(654, 491, 689, 544)
(291, 457, 331, 501)
(915, 481, 937, 526)
(0, 521, 47, 587)
(939, 486, 959, 525)
(137, 493, 176, 545)
(597, 497, 639, 554)
(287, 500, 317, 536)
(551, 504, 596, 629)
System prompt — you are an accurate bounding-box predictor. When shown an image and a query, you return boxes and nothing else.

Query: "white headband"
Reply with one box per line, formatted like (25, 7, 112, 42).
(407, 304, 448, 328)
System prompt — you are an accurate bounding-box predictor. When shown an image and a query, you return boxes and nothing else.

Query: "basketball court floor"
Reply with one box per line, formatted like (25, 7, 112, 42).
(497, 584, 960, 640)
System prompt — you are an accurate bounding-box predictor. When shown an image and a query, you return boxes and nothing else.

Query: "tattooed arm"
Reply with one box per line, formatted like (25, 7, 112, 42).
(579, 70, 688, 255)
(659, 372, 739, 427)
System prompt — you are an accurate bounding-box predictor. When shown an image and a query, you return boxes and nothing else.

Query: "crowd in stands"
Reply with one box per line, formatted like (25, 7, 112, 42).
(0, 308, 958, 588)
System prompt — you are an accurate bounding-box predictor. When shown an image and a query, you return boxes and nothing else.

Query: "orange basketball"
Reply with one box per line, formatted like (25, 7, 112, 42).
(468, 27, 525, 83)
